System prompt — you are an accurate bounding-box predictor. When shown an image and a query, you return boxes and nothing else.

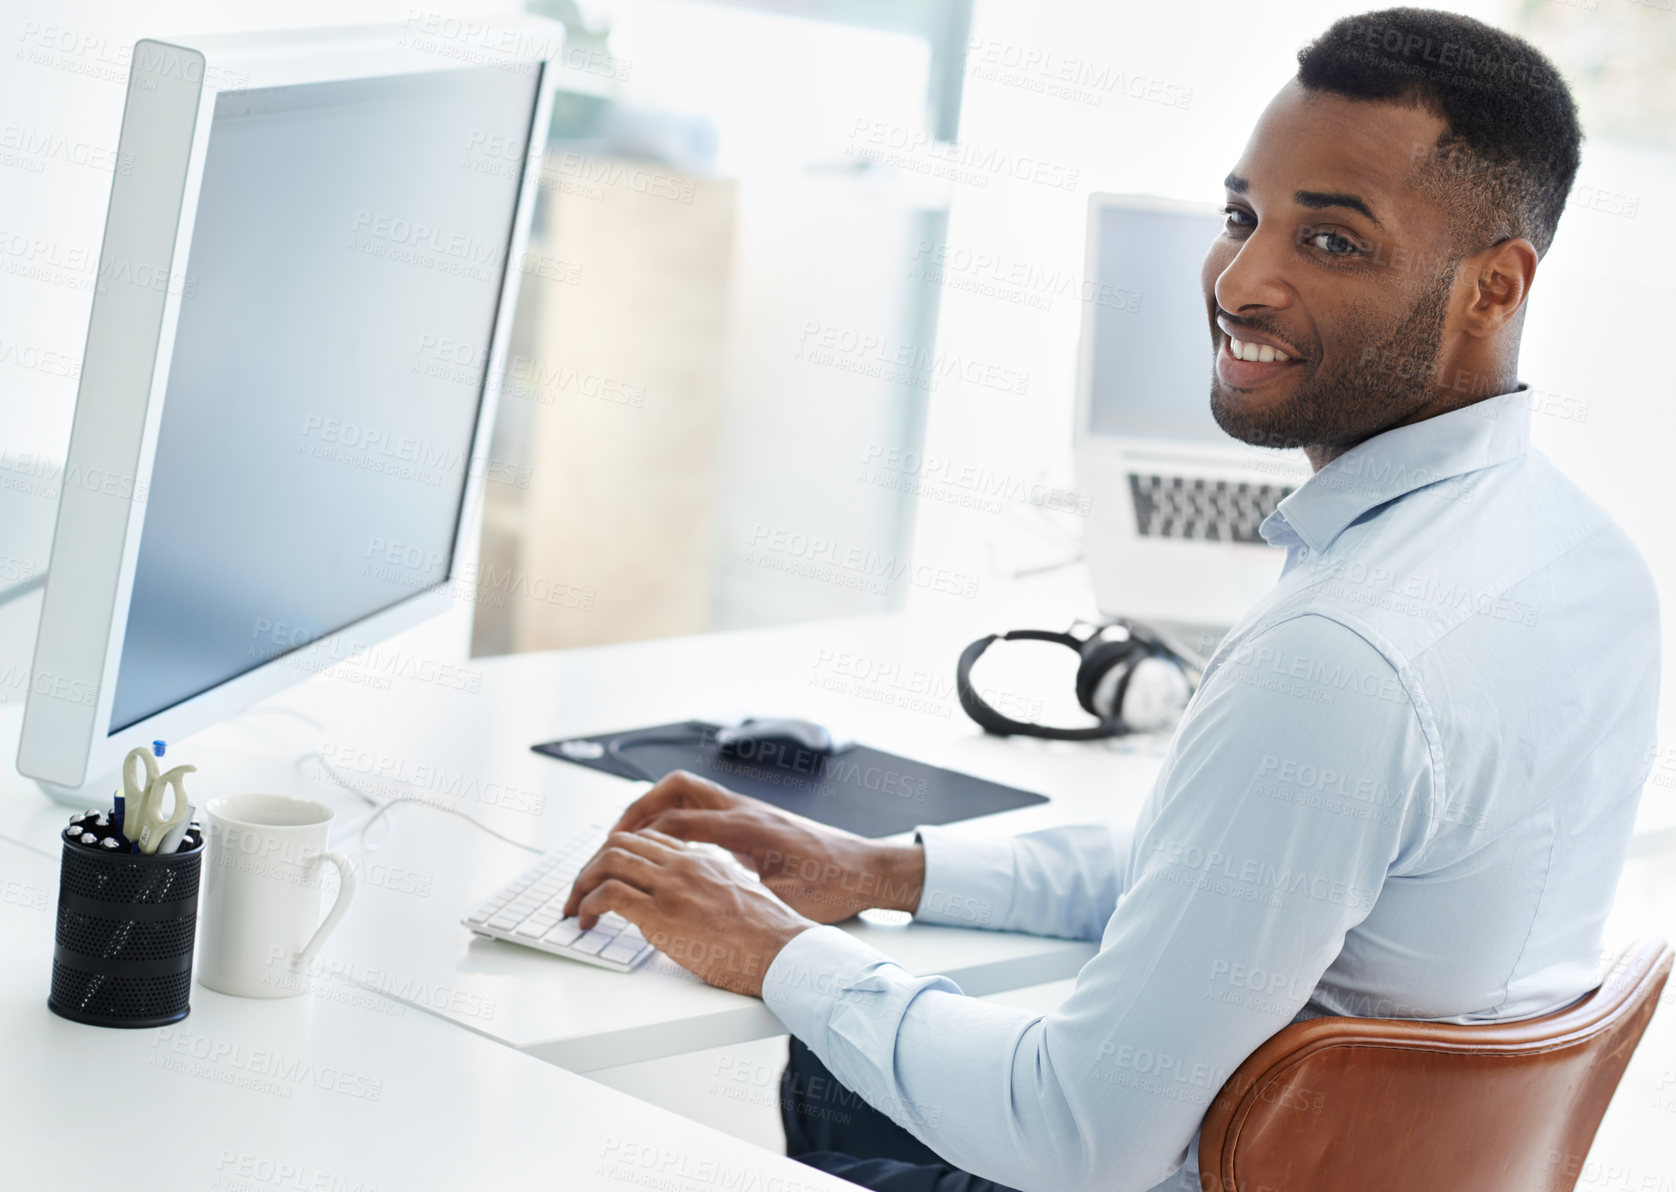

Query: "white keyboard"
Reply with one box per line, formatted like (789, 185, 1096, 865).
(462, 824, 655, 973)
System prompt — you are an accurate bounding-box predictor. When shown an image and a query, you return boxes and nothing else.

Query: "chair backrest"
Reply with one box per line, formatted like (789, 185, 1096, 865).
(1198, 936, 1673, 1192)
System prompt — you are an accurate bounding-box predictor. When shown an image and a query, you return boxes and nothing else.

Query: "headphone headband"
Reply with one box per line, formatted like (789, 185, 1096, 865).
(956, 620, 1175, 741)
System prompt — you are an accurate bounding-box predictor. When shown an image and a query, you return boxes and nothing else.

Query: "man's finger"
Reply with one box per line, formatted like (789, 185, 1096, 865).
(576, 878, 656, 931)
(573, 827, 686, 891)
(610, 788, 683, 835)
(611, 770, 727, 833)
(634, 826, 700, 853)
(640, 808, 764, 852)
(563, 840, 665, 917)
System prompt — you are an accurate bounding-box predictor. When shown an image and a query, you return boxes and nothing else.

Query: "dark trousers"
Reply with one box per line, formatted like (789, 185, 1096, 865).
(779, 1036, 1022, 1192)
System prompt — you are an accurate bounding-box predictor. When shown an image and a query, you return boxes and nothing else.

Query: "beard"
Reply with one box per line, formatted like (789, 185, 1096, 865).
(1209, 267, 1455, 452)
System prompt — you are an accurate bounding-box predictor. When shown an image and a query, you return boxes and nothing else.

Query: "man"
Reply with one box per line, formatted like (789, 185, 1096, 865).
(565, 9, 1661, 1191)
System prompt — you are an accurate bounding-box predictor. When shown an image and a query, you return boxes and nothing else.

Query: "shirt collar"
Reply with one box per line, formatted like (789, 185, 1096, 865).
(1260, 388, 1534, 554)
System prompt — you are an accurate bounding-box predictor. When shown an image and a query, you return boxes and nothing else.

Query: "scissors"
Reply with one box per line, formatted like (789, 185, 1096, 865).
(121, 746, 196, 855)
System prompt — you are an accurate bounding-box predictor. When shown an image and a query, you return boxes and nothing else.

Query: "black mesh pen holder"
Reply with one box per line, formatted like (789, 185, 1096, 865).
(49, 833, 204, 1027)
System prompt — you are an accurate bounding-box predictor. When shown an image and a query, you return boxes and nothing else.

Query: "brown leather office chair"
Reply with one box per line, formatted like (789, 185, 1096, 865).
(1198, 935, 1673, 1192)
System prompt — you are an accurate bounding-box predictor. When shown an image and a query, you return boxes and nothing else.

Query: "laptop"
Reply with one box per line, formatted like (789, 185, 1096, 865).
(1072, 194, 1310, 645)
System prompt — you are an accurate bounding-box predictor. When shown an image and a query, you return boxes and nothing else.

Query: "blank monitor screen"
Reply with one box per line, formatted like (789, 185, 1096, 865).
(110, 66, 539, 732)
(1085, 205, 1225, 445)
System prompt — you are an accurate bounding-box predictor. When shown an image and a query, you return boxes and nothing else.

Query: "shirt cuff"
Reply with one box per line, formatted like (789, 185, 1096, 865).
(762, 924, 898, 1047)
(911, 825, 1015, 930)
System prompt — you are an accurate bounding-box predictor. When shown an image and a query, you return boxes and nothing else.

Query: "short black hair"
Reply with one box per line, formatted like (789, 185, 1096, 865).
(1296, 7, 1581, 257)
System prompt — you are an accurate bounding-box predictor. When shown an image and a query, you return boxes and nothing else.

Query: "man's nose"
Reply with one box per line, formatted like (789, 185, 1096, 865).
(1213, 229, 1294, 316)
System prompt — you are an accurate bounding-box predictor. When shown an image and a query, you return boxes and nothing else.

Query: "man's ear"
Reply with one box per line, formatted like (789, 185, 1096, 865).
(1459, 237, 1538, 338)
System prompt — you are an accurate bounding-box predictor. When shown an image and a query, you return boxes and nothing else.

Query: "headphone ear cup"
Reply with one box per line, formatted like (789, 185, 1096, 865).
(1076, 639, 1145, 719)
(1118, 655, 1193, 732)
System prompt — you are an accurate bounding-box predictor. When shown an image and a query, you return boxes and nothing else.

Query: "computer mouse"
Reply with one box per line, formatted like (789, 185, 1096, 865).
(713, 717, 854, 758)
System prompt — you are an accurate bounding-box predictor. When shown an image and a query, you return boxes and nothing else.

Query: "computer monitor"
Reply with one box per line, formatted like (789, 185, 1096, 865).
(17, 23, 563, 802)
(1072, 193, 1308, 634)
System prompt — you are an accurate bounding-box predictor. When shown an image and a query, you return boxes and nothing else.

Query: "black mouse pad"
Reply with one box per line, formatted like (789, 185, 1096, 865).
(532, 720, 1047, 838)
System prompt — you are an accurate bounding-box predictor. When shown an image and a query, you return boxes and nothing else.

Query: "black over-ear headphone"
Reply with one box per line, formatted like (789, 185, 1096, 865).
(956, 618, 1196, 740)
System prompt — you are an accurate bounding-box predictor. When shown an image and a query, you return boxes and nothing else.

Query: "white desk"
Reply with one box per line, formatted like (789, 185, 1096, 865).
(0, 836, 861, 1192)
(1, 600, 1166, 1073)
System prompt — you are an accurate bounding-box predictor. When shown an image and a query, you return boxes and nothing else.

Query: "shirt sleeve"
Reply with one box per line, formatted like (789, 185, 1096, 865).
(912, 821, 1134, 940)
(762, 615, 1434, 1192)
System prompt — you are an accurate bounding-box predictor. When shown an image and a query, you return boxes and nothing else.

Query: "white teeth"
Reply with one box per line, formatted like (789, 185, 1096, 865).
(1228, 335, 1291, 363)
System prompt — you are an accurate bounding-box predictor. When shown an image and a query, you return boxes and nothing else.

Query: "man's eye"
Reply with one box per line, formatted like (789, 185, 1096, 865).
(1305, 230, 1358, 256)
(1221, 205, 1254, 232)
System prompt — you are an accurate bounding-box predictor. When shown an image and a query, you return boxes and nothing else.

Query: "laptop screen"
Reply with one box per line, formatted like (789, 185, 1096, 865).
(1085, 203, 1227, 445)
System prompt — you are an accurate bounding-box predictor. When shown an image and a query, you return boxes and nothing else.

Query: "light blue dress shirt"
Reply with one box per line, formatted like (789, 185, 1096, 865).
(762, 393, 1661, 1192)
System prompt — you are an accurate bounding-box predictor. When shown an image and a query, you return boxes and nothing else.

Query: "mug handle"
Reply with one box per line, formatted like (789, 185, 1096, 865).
(294, 850, 357, 970)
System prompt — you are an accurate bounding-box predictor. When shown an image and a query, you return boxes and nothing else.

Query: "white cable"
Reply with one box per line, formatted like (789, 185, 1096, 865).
(243, 704, 326, 730)
(296, 750, 545, 855)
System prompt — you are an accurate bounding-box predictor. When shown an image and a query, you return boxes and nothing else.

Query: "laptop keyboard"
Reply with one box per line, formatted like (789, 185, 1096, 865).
(1128, 474, 1292, 544)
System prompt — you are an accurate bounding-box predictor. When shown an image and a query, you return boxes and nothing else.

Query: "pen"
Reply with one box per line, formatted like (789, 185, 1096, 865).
(157, 804, 195, 855)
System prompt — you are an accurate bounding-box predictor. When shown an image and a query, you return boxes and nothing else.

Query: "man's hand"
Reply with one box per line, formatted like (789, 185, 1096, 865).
(561, 826, 811, 996)
(607, 770, 926, 923)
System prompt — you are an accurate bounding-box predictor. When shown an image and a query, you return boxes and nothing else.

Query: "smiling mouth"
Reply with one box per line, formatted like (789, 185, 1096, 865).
(1216, 332, 1306, 389)
(1226, 334, 1295, 363)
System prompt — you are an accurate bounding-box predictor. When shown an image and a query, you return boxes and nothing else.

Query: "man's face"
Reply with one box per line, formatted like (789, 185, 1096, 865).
(1201, 81, 1465, 454)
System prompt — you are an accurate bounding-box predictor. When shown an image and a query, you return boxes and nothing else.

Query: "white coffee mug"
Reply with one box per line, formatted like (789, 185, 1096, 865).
(197, 794, 356, 998)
